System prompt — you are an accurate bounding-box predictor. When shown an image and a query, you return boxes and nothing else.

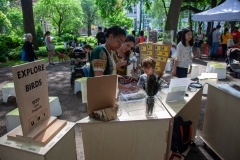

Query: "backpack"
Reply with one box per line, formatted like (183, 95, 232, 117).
(171, 116, 193, 153)
(21, 47, 27, 61)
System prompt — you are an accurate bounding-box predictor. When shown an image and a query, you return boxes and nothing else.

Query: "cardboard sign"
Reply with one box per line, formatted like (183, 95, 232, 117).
(12, 60, 50, 136)
(87, 75, 117, 114)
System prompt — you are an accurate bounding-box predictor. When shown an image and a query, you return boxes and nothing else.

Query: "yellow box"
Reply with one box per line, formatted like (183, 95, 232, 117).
(162, 52, 169, 57)
(155, 56, 161, 61)
(141, 46, 146, 51)
(156, 62, 160, 67)
(155, 51, 162, 55)
(147, 45, 153, 50)
(155, 67, 161, 71)
(160, 57, 167, 62)
(161, 46, 168, 51)
(155, 46, 161, 50)
(147, 51, 153, 56)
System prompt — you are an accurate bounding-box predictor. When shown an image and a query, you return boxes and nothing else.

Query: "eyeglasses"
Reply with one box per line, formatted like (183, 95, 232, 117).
(116, 37, 124, 45)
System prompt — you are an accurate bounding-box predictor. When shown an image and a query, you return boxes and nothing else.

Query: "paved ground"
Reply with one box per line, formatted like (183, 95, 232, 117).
(0, 54, 239, 160)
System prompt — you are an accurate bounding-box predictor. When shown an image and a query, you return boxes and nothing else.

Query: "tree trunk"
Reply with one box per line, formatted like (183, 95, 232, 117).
(230, 21, 236, 33)
(206, 22, 212, 34)
(87, 21, 92, 36)
(21, 0, 39, 50)
(58, 24, 61, 36)
(165, 0, 184, 41)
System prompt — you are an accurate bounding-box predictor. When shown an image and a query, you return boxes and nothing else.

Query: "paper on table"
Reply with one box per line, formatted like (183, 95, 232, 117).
(81, 79, 87, 103)
(168, 78, 190, 93)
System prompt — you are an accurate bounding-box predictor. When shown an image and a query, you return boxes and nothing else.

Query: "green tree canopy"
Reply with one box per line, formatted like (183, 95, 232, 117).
(6, 7, 24, 36)
(34, 0, 83, 36)
(0, 11, 12, 33)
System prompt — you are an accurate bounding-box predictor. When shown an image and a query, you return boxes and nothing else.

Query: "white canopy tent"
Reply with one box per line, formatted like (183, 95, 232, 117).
(192, 0, 240, 21)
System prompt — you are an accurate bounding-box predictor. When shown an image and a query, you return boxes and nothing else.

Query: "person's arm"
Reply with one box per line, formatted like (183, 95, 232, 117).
(91, 47, 107, 77)
(171, 43, 182, 76)
(47, 36, 52, 43)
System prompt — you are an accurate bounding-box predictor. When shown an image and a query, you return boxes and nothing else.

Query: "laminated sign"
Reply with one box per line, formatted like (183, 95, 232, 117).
(12, 60, 50, 136)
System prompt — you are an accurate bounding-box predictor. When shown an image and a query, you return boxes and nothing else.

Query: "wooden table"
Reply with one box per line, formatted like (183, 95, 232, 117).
(158, 88, 203, 158)
(77, 98, 172, 160)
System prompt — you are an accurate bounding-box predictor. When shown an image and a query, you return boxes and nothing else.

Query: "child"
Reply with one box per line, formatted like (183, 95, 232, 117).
(137, 57, 167, 90)
(172, 29, 194, 78)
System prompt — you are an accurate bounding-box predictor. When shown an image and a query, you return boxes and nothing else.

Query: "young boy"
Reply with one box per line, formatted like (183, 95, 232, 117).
(137, 57, 167, 90)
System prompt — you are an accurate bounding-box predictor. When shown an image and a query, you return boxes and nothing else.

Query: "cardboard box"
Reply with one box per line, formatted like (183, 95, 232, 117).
(0, 122, 77, 160)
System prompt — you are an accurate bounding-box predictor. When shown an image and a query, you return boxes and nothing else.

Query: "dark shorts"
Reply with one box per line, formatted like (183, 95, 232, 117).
(176, 67, 188, 78)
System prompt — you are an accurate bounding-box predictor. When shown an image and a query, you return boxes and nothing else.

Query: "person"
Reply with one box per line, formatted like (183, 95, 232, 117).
(89, 25, 137, 92)
(231, 26, 240, 44)
(137, 30, 146, 44)
(137, 56, 167, 90)
(71, 39, 79, 47)
(177, 29, 184, 44)
(113, 35, 135, 76)
(23, 33, 38, 62)
(124, 25, 128, 35)
(211, 25, 221, 56)
(44, 31, 55, 65)
(194, 27, 204, 58)
(96, 27, 106, 45)
(221, 28, 233, 58)
(172, 29, 194, 78)
(83, 44, 94, 62)
(206, 28, 216, 56)
(131, 30, 137, 44)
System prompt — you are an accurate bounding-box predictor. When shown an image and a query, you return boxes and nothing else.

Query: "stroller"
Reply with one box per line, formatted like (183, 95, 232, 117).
(226, 47, 240, 78)
(70, 47, 87, 84)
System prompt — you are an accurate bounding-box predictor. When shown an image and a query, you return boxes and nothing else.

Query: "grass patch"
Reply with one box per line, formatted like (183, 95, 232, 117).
(0, 56, 60, 67)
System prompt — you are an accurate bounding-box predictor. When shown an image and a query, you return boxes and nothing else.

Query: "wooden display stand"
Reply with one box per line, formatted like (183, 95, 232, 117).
(200, 85, 240, 160)
(78, 75, 172, 160)
(139, 42, 172, 76)
(78, 99, 172, 160)
(0, 122, 76, 160)
(8, 60, 66, 144)
(158, 88, 203, 158)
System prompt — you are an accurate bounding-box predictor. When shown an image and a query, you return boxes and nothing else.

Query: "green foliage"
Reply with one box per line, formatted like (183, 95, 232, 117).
(0, 55, 8, 62)
(106, 11, 133, 29)
(0, 35, 24, 55)
(34, 0, 83, 36)
(6, 7, 24, 37)
(61, 33, 74, 42)
(0, 11, 12, 33)
(86, 36, 97, 44)
(4, 46, 22, 60)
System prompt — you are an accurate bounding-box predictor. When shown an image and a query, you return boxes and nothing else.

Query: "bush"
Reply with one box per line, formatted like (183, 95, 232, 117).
(86, 36, 97, 44)
(0, 35, 24, 55)
(61, 33, 74, 42)
(35, 49, 48, 57)
(0, 55, 8, 62)
(4, 46, 22, 60)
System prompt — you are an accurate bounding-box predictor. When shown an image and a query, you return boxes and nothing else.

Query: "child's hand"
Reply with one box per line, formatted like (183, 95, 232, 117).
(172, 70, 176, 76)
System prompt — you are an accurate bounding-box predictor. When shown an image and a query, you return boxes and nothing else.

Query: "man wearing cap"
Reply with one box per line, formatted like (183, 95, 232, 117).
(211, 25, 221, 56)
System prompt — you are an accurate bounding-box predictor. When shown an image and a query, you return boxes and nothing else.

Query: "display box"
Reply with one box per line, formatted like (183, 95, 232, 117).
(119, 91, 164, 116)
(198, 73, 218, 94)
(0, 122, 77, 160)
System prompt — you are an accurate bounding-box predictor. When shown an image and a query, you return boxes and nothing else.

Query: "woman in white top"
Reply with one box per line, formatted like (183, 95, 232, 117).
(172, 29, 194, 78)
(194, 28, 203, 58)
(44, 31, 55, 65)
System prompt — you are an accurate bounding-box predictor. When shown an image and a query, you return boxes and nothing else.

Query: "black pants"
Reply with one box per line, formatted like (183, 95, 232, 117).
(176, 67, 188, 78)
(222, 44, 227, 58)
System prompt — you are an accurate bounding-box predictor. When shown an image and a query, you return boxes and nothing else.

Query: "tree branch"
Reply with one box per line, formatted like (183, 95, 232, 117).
(161, 0, 168, 16)
(180, 5, 203, 13)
